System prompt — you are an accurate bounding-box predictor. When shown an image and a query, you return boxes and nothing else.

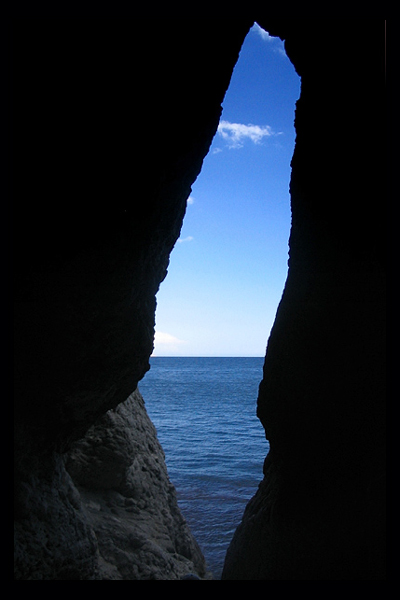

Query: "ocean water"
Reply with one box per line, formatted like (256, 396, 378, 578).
(138, 357, 269, 579)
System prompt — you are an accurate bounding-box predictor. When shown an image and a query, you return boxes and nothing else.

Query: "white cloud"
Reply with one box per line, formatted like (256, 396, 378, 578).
(251, 23, 287, 57)
(187, 195, 195, 205)
(217, 120, 279, 149)
(152, 330, 186, 356)
(154, 331, 185, 345)
(252, 23, 274, 42)
(177, 235, 194, 243)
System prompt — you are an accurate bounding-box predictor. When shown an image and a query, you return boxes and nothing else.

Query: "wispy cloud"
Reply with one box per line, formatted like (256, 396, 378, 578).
(152, 330, 186, 355)
(217, 120, 280, 149)
(252, 22, 275, 42)
(251, 23, 287, 57)
(187, 195, 195, 205)
(154, 331, 185, 345)
(177, 235, 194, 243)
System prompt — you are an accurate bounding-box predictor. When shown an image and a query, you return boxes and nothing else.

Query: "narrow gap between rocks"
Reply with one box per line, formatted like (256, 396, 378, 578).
(139, 23, 300, 579)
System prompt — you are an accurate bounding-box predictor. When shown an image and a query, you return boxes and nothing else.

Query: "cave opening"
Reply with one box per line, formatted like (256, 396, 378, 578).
(151, 23, 300, 359)
(139, 23, 301, 579)
(13, 19, 386, 581)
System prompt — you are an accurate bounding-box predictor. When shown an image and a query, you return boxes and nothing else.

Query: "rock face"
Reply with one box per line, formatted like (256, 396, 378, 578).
(13, 18, 251, 580)
(221, 19, 386, 580)
(65, 390, 207, 580)
(14, 452, 99, 580)
(15, 389, 207, 580)
(14, 18, 385, 580)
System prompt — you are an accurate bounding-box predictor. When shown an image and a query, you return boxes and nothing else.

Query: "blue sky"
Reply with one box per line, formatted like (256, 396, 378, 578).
(153, 24, 301, 357)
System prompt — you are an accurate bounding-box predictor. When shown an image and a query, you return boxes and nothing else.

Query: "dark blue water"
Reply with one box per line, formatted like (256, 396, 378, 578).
(138, 357, 269, 579)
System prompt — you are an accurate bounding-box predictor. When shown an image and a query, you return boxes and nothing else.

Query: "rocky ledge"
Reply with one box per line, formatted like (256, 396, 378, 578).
(65, 389, 209, 580)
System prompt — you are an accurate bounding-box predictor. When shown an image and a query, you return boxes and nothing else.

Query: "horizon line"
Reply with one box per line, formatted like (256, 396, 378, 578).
(150, 355, 265, 358)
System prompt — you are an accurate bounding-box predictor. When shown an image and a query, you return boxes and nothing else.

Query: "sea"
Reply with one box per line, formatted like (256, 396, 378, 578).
(138, 356, 269, 579)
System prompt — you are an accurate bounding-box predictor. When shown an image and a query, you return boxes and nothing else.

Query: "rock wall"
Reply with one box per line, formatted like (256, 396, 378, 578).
(222, 19, 386, 580)
(65, 390, 208, 579)
(14, 451, 99, 580)
(13, 18, 252, 580)
(14, 18, 386, 580)
(15, 389, 208, 580)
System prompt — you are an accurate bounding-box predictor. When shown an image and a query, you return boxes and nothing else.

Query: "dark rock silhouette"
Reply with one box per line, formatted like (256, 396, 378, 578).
(222, 19, 386, 580)
(13, 18, 386, 579)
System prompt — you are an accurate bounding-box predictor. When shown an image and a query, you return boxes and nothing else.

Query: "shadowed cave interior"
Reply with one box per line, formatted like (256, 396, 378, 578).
(13, 18, 386, 580)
